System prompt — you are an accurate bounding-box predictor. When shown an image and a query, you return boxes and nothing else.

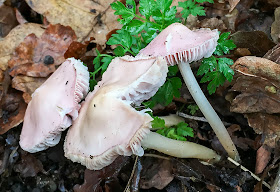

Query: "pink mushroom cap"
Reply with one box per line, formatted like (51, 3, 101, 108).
(64, 55, 168, 170)
(20, 58, 89, 153)
(138, 23, 219, 64)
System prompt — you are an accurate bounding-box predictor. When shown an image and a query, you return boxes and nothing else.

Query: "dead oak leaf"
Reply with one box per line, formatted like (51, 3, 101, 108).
(271, 7, 280, 43)
(8, 24, 76, 77)
(26, 0, 117, 42)
(0, 23, 44, 76)
(11, 75, 47, 103)
(228, 0, 240, 12)
(264, 43, 280, 64)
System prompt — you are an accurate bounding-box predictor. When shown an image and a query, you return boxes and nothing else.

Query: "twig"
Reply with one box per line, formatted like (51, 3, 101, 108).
(143, 153, 171, 160)
(124, 156, 139, 192)
(177, 112, 208, 122)
(270, 165, 280, 192)
(227, 157, 271, 189)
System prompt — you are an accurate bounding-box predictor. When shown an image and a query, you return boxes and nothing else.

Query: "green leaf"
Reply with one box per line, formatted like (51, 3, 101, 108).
(111, 1, 135, 25)
(152, 116, 166, 128)
(167, 65, 179, 77)
(187, 104, 199, 115)
(195, 0, 214, 3)
(139, 0, 156, 19)
(214, 32, 236, 56)
(126, 0, 136, 14)
(190, 5, 206, 16)
(124, 20, 146, 35)
(100, 56, 113, 74)
(114, 46, 126, 56)
(177, 122, 194, 137)
(156, 0, 173, 13)
(197, 56, 217, 76)
(107, 29, 132, 49)
(217, 57, 234, 81)
(201, 71, 226, 94)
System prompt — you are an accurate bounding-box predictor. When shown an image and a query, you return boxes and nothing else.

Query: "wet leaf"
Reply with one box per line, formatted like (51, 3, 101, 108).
(0, 5, 19, 37)
(8, 24, 76, 77)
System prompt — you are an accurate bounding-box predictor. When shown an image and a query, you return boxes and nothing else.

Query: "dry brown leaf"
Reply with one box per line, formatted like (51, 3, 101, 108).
(0, 23, 44, 76)
(0, 5, 18, 37)
(264, 43, 280, 64)
(231, 31, 276, 57)
(199, 18, 227, 32)
(255, 145, 271, 174)
(271, 7, 280, 43)
(228, 0, 240, 12)
(26, 0, 118, 43)
(0, 90, 27, 134)
(11, 75, 47, 101)
(230, 56, 280, 147)
(8, 24, 76, 77)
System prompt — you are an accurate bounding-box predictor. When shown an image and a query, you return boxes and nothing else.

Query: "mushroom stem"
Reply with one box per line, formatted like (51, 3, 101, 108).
(141, 132, 221, 161)
(178, 61, 240, 161)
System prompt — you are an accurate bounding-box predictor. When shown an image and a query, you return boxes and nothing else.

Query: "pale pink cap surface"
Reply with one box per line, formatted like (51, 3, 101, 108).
(20, 58, 89, 153)
(64, 56, 168, 170)
(139, 23, 219, 64)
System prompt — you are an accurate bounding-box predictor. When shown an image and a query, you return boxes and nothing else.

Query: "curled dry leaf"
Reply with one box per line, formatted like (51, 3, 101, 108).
(8, 24, 76, 77)
(230, 56, 280, 146)
(264, 43, 280, 64)
(0, 5, 19, 37)
(11, 75, 47, 103)
(271, 7, 280, 43)
(0, 23, 44, 77)
(0, 90, 27, 134)
(26, 0, 120, 44)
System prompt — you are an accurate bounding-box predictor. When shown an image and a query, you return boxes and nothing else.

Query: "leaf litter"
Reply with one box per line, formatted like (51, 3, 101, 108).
(0, 0, 280, 191)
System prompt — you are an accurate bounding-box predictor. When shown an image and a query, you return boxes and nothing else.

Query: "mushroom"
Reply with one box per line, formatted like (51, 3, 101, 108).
(138, 23, 240, 161)
(64, 55, 220, 170)
(20, 58, 89, 153)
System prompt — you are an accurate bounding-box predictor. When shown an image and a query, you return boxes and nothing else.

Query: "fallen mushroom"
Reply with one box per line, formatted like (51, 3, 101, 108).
(138, 23, 240, 161)
(20, 58, 89, 153)
(64, 55, 220, 170)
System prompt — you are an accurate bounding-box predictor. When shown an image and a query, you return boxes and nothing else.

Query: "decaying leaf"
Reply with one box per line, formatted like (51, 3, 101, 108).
(264, 43, 280, 64)
(255, 145, 271, 174)
(14, 151, 45, 177)
(25, 0, 119, 44)
(73, 156, 129, 192)
(11, 75, 47, 103)
(140, 158, 174, 190)
(230, 56, 280, 146)
(0, 23, 44, 77)
(0, 90, 27, 134)
(8, 24, 76, 77)
(231, 31, 276, 57)
(271, 7, 280, 43)
(0, 5, 19, 37)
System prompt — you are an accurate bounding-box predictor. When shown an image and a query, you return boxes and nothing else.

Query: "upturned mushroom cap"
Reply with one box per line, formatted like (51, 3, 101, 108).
(20, 58, 89, 153)
(64, 55, 168, 170)
(138, 23, 219, 65)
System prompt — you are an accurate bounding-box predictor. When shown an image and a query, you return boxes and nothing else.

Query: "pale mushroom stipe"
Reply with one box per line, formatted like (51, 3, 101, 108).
(64, 55, 220, 170)
(138, 23, 240, 161)
(20, 58, 89, 153)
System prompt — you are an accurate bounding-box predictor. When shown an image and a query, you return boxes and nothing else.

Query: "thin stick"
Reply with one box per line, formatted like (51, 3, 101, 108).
(177, 112, 208, 122)
(227, 157, 271, 189)
(124, 156, 139, 192)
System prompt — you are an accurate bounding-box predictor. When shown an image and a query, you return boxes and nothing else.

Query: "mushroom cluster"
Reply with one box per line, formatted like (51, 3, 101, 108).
(20, 23, 236, 170)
